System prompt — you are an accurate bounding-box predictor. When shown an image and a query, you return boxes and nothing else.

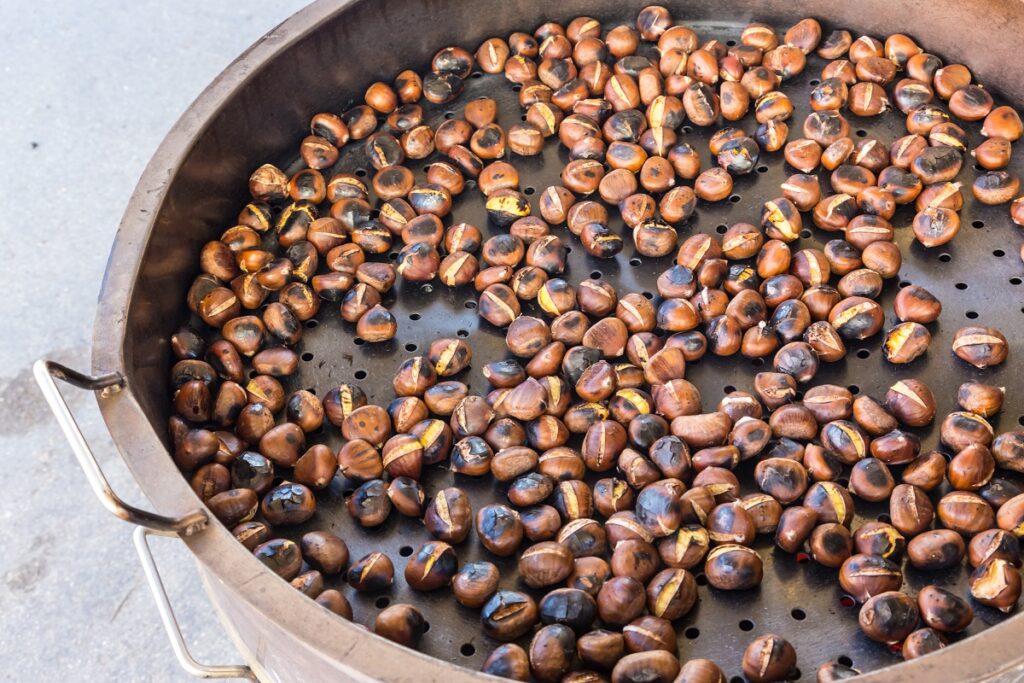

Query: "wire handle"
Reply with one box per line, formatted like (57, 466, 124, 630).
(135, 527, 255, 679)
(33, 359, 208, 536)
(36, 359, 255, 678)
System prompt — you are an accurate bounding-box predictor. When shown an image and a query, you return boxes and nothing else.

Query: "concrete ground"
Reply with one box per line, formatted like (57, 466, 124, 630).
(0, 2, 306, 679)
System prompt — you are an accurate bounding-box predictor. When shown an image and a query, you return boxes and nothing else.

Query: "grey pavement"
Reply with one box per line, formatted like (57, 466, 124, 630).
(0, 2, 307, 680)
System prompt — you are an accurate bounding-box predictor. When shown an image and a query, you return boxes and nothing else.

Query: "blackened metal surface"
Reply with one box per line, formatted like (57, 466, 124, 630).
(220, 22, 1024, 680)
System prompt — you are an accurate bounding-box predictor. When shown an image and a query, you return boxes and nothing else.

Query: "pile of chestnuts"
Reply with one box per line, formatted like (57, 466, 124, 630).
(167, 6, 1024, 683)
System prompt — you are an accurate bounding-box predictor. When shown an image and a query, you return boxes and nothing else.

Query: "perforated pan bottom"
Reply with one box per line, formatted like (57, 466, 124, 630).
(226, 19, 1024, 682)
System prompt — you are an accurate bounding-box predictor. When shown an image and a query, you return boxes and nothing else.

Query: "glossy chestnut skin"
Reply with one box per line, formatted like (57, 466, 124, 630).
(902, 627, 947, 660)
(809, 523, 853, 568)
(970, 558, 1023, 612)
(742, 634, 797, 683)
(347, 551, 394, 592)
(300, 531, 349, 575)
(538, 587, 597, 634)
(969, 529, 1022, 568)
(853, 522, 906, 560)
(918, 585, 973, 633)
(482, 643, 531, 681)
(907, 529, 966, 571)
(704, 544, 763, 590)
(452, 561, 500, 608)
(482, 590, 539, 641)
(858, 591, 920, 644)
(375, 604, 425, 648)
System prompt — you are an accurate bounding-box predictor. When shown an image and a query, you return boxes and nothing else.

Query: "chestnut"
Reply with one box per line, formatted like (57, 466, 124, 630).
(858, 591, 920, 644)
(375, 604, 425, 648)
(742, 634, 796, 683)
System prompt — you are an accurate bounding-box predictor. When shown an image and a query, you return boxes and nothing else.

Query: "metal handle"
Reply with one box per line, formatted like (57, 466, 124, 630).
(135, 527, 255, 680)
(36, 359, 255, 679)
(33, 359, 208, 536)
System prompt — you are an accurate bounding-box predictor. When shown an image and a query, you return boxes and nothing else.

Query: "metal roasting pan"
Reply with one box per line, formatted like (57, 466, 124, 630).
(33, 0, 1024, 680)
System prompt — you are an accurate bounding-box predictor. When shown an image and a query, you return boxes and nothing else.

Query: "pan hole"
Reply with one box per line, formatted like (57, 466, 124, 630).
(966, 311, 978, 319)
(848, 384, 860, 395)
(994, 249, 1006, 257)
(739, 619, 754, 631)
(724, 385, 736, 394)
(730, 678, 744, 683)
(248, 369, 258, 379)
(898, 280, 911, 289)
(642, 291, 654, 299)
(305, 319, 320, 328)
(465, 300, 477, 309)
(524, 186, 535, 195)
(471, 71, 483, 79)
(855, 129, 867, 137)
(716, 224, 728, 234)
(726, 39, 737, 46)
(457, 329, 470, 338)
(972, 220, 985, 229)
(301, 352, 314, 361)
(520, 114, 527, 121)
(795, 552, 810, 564)
(354, 370, 368, 380)
(856, 349, 870, 359)
(565, 246, 573, 254)
(809, 79, 821, 86)
(630, 257, 643, 267)
(695, 572, 708, 586)
(1012, 277, 1023, 285)
(1018, 416, 1024, 426)
(757, 165, 769, 173)
(729, 194, 741, 203)
(955, 282, 968, 290)
(465, 179, 477, 190)
(421, 284, 435, 294)
(752, 357, 765, 367)
(375, 597, 390, 608)
(877, 513, 892, 523)
(837, 477, 850, 487)
(460, 643, 476, 656)
(423, 621, 431, 632)
(405, 343, 418, 351)
(388, 252, 399, 261)
(791, 608, 807, 620)
(685, 627, 700, 639)
(838, 656, 853, 667)
(800, 229, 812, 239)
(399, 545, 414, 557)
(306, 387, 317, 395)
(792, 669, 802, 680)
(512, 84, 522, 92)
(682, 125, 693, 134)
(355, 168, 367, 177)
(938, 253, 952, 262)
(444, 111, 455, 120)
(840, 595, 855, 608)
(590, 270, 602, 279)
(410, 313, 422, 320)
